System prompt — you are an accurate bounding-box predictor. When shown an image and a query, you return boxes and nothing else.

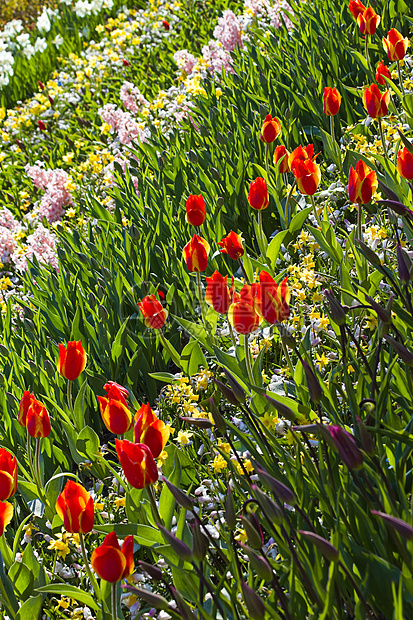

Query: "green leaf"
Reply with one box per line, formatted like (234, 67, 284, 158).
(0, 552, 21, 616)
(9, 562, 34, 601)
(73, 379, 88, 431)
(76, 426, 100, 461)
(94, 523, 165, 546)
(35, 585, 100, 611)
(148, 372, 179, 384)
(16, 594, 43, 620)
(266, 230, 288, 269)
(180, 339, 207, 376)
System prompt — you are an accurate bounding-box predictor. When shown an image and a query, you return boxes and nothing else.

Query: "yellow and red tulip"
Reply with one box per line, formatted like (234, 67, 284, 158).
(138, 294, 168, 330)
(292, 158, 321, 196)
(288, 144, 314, 170)
(0, 449, 17, 501)
(116, 439, 158, 489)
(91, 531, 134, 583)
(134, 403, 170, 458)
(363, 83, 390, 118)
(383, 28, 409, 61)
(357, 7, 380, 35)
(260, 114, 281, 143)
(248, 177, 269, 211)
(228, 285, 260, 335)
(273, 145, 290, 173)
(18, 390, 35, 427)
(56, 480, 95, 533)
(185, 194, 206, 227)
(256, 271, 290, 324)
(98, 395, 133, 436)
(0, 502, 13, 536)
(103, 381, 129, 405)
(397, 147, 413, 180)
(348, 160, 378, 204)
(348, 0, 366, 19)
(376, 60, 391, 86)
(218, 231, 244, 260)
(205, 271, 233, 315)
(26, 399, 51, 438)
(183, 235, 210, 272)
(58, 341, 87, 381)
(323, 87, 341, 116)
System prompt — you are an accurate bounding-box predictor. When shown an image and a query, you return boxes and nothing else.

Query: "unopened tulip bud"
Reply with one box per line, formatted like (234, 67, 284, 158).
(397, 244, 411, 283)
(127, 586, 169, 610)
(240, 544, 273, 581)
(130, 224, 140, 241)
(355, 416, 375, 455)
(162, 477, 194, 511)
(158, 525, 193, 561)
(323, 425, 363, 470)
(138, 561, 164, 581)
(98, 304, 109, 321)
(265, 394, 295, 421)
(207, 396, 227, 433)
(240, 512, 263, 550)
(365, 294, 392, 324)
(44, 359, 55, 378)
(384, 335, 413, 366)
(222, 368, 246, 403)
(225, 487, 237, 530)
(302, 360, 322, 404)
(324, 290, 346, 326)
(214, 379, 238, 407)
(256, 468, 297, 505)
(191, 519, 208, 562)
(299, 531, 339, 561)
(181, 416, 213, 429)
(38, 81, 45, 90)
(241, 581, 266, 619)
(251, 485, 283, 524)
(357, 240, 381, 266)
(372, 511, 413, 540)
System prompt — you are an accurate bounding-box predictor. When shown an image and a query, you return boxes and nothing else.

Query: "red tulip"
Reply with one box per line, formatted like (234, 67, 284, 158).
(260, 114, 281, 143)
(0, 502, 13, 536)
(363, 83, 390, 118)
(205, 271, 233, 315)
(357, 7, 380, 35)
(218, 231, 244, 260)
(116, 440, 158, 489)
(376, 60, 391, 86)
(397, 147, 413, 180)
(122, 59, 130, 66)
(348, 160, 378, 204)
(383, 28, 409, 61)
(288, 144, 314, 170)
(38, 120, 47, 131)
(323, 87, 341, 116)
(256, 271, 290, 324)
(58, 341, 87, 381)
(248, 177, 269, 211)
(104, 381, 129, 406)
(91, 531, 134, 583)
(162, 19, 170, 30)
(26, 399, 51, 438)
(292, 158, 321, 196)
(228, 285, 260, 335)
(0, 449, 17, 501)
(134, 403, 170, 458)
(273, 145, 290, 173)
(138, 294, 168, 329)
(18, 390, 35, 427)
(348, 0, 366, 19)
(186, 194, 206, 227)
(183, 235, 210, 272)
(56, 481, 94, 533)
(98, 396, 133, 435)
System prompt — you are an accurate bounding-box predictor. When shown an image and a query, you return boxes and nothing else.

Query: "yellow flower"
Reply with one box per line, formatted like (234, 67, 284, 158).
(261, 412, 278, 431)
(175, 430, 193, 445)
(157, 450, 169, 466)
(62, 152, 74, 164)
(212, 454, 227, 473)
(234, 528, 248, 544)
(217, 439, 231, 455)
(215, 88, 223, 98)
(48, 535, 71, 560)
(66, 208, 76, 218)
(315, 352, 330, 370)
(114, 497, 126, 509)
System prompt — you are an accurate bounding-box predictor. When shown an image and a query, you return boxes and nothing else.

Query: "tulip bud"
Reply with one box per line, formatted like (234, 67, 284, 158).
(44, 359, 55, 378)
(211, 168, 221, 181)
(302, 360, 322, 404)
(181, 416, 213, 429)
(98, 305, 109, 321)
(38, 81, 45, 90)
(299, 531, 339, 561)
(365, 294, 392, 324)
(225, 487, 237, 530)
(138, 561, 164, 581)
(324, 290, 346, 326)
(265, 394, 295, 421)
(240, 544, 273, 581)
(251, 485, 283, 524)
(355, 416, 375, 455)
(217, 196, 224, 207)
(214, 379, 239, 408)
(188, 150, 198, 163)
(240, 512, 264, 550)
(0, 345, 8, 357)
(207, 396, 227, 433)
(256, 468, 297, 505)
(241, 581, 266, 619)
(397, 244, 411, 283)
(383, 335, 413, 366)
(127, 586, 169, 610)
(158, 525, 193, 561)
(356, 240, 381, 266)
(372, 511, 413, 540)
(162, 477, 194, 511)
(130, 224, 140, 241)
(191, 519, 208, 562)
(222, 369, 246, 403)
(322, 425, 363, 470)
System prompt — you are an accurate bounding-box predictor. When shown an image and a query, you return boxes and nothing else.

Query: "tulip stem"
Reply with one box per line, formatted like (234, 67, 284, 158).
(310, 195, 322, 228)
(244, 334, 255, 385)
(147, 484, 163, 526)
(228, 322, 237, 351)
(67, 379, 74, 421)
(397, 60, 405, 97)
(330, 115, 334, 140)
(378, 117, 389, 159)
(238, 258, 250, 285)
(79, 532, 101, 597)
(280, 337, 295, 380)
(111, 582, 117, 620)
(284, 179, 296, 227)
(357, 204, 363, 243)
(257, 211, 267, 258)
(26, 429, 34, 482)
(265, 143, 270, 180)
(34, 437, 42, 491)
(196, 271, 206, 326)
(364, 35, 370, 69)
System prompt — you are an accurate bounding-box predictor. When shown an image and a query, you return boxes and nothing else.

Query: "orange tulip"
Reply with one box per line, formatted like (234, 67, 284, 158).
(0, 502, 13, 536)
(260, 115, 281, 143)
(218, 231, 244, 260)
(0, 449, 17, 501)
(292, 158, 321, 196)
(323, 87, 341, 116)
(348, 160, 378, 204)
(288, 144, 314, 170)
(348, 0, 366, 19)
(273, 145, 290, 173)
(205, 271, 233, 315)
(228, 285, 260, 335)
(26, 399, 51, 438)
(56, 481, 95, 533)
(376, 60, 391, 86)
(98, 395, 133, 435)
(58, 341, 87, 381)
(138, 294, 168, 330)
(363, 83, 390, 118)
(91, 531, 134, 583)
(248, 177, 269, 211)
(134, 403, 170, 458)
(256, 271, 290, 324)
(116, 440, 158, 489)
(357, 7, 380, 35)
(397, 147, 413, 180)
(185, 194, 206, 227)
(383, 28, 409, 61)
(183, 235, 210, 272)
(18, 390, 35, 427)
(104, 381, 129, 406)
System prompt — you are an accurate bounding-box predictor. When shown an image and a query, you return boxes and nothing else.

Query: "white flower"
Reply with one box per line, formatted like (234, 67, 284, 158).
(36, 9, 52, 33)
(34, 38, 47, 54)
(52, 34, 64, 47)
